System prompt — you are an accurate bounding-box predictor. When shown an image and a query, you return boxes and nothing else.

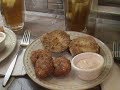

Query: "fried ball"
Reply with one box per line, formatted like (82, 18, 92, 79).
(69, 36, 100, 56)
(30, 49, 52, 65)
(0, 26, 4, 32)
(35, 58, 54, 79)
(41, 30, 70, 52)
(53, 57, 71, 77)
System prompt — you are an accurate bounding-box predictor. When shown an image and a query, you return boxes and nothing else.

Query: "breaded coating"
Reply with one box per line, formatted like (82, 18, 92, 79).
(35, 58, 54, 79)
(53, 57, 71, 77)
(69, 36, 100, 56)
(0, 27, 4, 32)
(30, 49, 52, 65)
(41, 30, 70, 52)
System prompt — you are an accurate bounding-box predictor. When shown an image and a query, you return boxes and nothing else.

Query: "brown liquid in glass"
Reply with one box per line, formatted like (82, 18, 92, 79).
(65, 0, 91, 32)
(1, 0, 24, 29)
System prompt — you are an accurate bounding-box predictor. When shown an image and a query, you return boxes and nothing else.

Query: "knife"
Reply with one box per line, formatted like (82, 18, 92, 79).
(2, 55, 18, 86)
(3, 30, 30, 86)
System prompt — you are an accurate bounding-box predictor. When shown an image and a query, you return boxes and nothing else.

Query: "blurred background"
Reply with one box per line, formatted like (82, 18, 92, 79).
(99, 0, 120, 6)
(25, 0, 120, 20)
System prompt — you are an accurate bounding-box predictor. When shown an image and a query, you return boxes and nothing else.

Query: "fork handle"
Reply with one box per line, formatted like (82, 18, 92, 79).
(3, 47, 22, 86)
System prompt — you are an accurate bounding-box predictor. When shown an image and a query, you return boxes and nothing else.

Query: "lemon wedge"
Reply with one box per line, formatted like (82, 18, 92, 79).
(2, 0, 16, 7)
(66, 12, 73, 20)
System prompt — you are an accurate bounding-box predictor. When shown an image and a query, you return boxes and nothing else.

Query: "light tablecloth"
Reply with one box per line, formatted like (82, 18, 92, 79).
(102, 63, 120, 90)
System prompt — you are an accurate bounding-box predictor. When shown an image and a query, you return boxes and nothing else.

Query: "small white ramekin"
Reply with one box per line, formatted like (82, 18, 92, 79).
(71, 52, 104, 81)
(0, 32, 6, 52)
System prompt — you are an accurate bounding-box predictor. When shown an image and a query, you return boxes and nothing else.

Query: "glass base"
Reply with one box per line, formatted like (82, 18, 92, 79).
(82, 27, 87, 33)
(66, 26, 88, 33)
(5, 23, 24, 32)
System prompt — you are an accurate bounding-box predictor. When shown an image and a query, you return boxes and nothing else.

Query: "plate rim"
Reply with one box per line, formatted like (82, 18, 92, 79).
(23, 31, 113, 90)
(0, 27, 17, 63)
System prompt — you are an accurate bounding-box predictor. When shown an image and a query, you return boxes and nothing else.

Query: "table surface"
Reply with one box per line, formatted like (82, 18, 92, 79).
(0, 11, 120, 90)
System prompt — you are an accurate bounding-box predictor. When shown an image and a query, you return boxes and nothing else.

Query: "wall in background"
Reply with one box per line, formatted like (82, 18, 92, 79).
(25, 0, 63, 13)
(99, 0, 120, 7)
(25, 0, 119, 13)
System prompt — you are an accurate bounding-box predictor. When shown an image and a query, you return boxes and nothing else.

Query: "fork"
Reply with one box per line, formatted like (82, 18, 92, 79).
(3, 30, 30, 87)
(113, 41, 120, 63)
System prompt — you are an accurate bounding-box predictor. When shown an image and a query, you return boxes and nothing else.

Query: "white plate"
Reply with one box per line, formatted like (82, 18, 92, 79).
(0, 27, 17, 63)
(24, 31, 113, 90)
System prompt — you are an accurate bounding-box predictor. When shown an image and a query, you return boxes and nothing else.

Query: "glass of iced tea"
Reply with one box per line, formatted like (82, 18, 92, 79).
(64, 0, 92, 32)
(1, 0, 25, 31)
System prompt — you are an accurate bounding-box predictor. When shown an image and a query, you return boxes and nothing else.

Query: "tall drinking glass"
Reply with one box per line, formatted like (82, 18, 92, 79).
(1, 0, 25, 31)
(64, 0, 92, 32)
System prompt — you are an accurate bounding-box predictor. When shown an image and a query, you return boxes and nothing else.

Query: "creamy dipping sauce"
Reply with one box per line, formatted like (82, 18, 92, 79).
(75, 54, 101, 70)
(72, 52, 104, 80)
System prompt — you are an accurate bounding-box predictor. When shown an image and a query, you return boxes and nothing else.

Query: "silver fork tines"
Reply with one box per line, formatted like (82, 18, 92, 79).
(21, 30, 30, 46)
(113, 41, 120, 58)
